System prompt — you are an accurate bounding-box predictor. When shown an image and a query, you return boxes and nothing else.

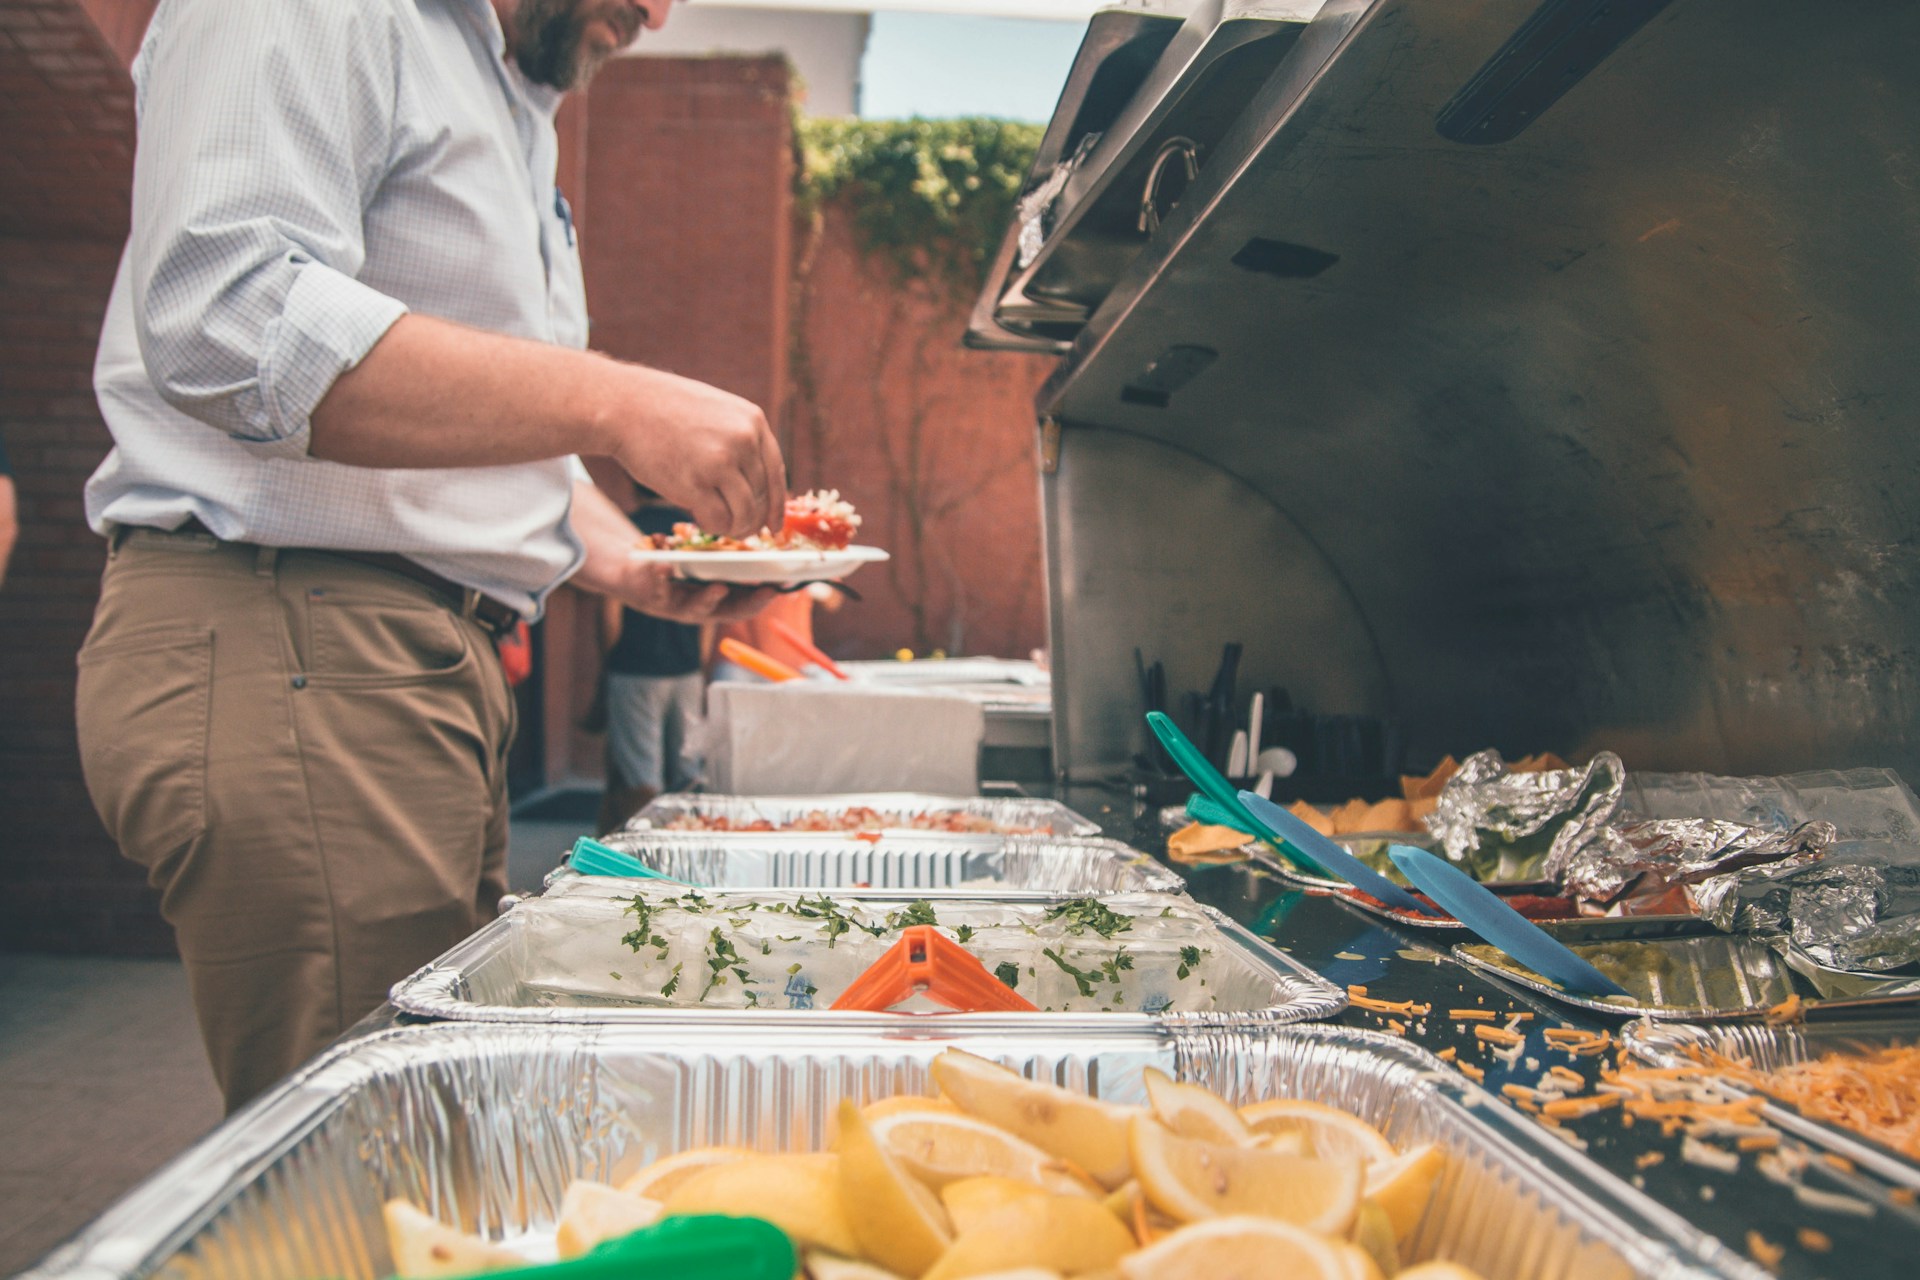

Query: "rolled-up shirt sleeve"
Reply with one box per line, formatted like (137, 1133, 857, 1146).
(129, 0, 406, 459)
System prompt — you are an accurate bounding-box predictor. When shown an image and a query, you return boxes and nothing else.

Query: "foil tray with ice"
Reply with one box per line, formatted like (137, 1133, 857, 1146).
(571, 830, 1185, 895)
(23, 1022, 1763, 1280)
(391, 881, 1344, 1030)
(628, 792, 1101, 838)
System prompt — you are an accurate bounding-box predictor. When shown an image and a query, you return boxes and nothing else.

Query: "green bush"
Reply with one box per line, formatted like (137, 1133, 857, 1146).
(795, 117, 1044, 296)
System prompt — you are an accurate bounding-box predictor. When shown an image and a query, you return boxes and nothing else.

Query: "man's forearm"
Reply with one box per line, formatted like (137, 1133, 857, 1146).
(308, 315, 787, 539)
(308, 314, 621, 468)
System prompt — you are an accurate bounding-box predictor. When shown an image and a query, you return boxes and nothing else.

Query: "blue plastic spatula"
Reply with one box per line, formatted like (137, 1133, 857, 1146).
(1387, 846, 1631, 997)
(1237, 791, 1445, 917)
(569, 837, 684, 882)
(1145, 712, 1323, 875)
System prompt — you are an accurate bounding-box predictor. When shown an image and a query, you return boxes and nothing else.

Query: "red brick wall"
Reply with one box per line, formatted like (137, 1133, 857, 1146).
(789, 207, 1053, 661)
(0, 0, 161, 952)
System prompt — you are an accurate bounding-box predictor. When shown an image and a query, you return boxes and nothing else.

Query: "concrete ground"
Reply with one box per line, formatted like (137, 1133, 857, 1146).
(0, 807, 599, 1274)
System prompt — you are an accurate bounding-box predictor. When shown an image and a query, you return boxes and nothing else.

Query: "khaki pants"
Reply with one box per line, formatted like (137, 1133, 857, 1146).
(74, 527, 514, 1112)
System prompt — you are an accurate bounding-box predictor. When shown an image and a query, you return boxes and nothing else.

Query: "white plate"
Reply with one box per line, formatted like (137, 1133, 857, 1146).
(630, 544, 889, 586)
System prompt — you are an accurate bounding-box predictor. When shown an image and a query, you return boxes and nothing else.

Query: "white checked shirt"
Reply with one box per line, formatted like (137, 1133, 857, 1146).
(89, 0, 593, 617)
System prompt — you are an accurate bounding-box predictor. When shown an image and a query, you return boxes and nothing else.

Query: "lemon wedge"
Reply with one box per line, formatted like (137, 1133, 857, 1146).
(554, 1180, 663, 1258)
(1129, 1116, 1363, 1235)
(941, 1176, 1054, 1235)
(930, 1049, 1141, 1189)
(923, 1193, 1135, 1280)
(381, 1201, 523, 1278)
(619, 1145, 754, 1200)
(1144, 1068, 1253, 1146)
(870, 1109, 1093, 1195)
(836, 1098, 954, 1276)
(663, 1152, 858, 1257)
(1237, 1099, 1397, 1165)
(1365, 1142, 1445, 1241)
(1116, 1215, 1364, 1280)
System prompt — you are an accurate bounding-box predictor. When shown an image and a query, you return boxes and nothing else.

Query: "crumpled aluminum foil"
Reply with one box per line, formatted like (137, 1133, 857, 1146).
(1558, 817, 1835, 905)
(1015, 132, 1101, 268)
(1693, 848, 1920, 973)
(1426, 749, 1625, 882)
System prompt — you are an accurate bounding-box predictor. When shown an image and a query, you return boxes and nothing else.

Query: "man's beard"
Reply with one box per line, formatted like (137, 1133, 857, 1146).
(509, 0, 641, 92)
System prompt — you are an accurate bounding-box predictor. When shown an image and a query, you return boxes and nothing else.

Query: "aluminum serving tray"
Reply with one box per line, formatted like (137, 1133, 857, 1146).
(391, 883, 1344, 1031)
(1626, 1016, 1920, 1193)
(25, 1022, 1762, 1280)
(1452, 920, 1800, 1021)
(630, 791, 1101, 838)
(580, 830, 1185, 894)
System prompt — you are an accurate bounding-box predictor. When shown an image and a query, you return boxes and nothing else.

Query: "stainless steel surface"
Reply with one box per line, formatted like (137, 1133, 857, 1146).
(585, 830, 1186, 894)
(1453, 930, 1800, 1022)
(25, 1022, 1762, 1280)
(1027, 0, 1920, 784)
(627, 790, 1097, 837)
(1625, 1018, 1920, 1194)
(389, 883, 1345, 1030)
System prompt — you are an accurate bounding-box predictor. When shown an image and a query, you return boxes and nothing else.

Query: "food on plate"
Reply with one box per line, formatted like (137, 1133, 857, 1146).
(382, 1048, 1456, 1279)
(662, 805, 1047, 835)
(642, 489, 862, 552)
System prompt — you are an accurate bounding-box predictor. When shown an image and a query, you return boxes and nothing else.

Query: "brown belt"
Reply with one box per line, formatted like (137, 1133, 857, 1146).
(152, 519, 523, 640)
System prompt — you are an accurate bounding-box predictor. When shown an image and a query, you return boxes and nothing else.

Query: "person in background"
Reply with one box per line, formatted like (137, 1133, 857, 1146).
(596, 490, 709, 830)
(0, 430, 15, 590)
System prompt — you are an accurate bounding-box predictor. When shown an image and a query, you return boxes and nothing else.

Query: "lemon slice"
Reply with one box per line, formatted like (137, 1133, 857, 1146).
(923, 1193, 1136, 1280)
(1348, 1198, 1399, 1278)
(865, 1094, 963, 1121)
(554, 1180, 664, 1258)
(663, 1152, 859, 1257)
(1396, 1264, 1489, 1280)
(1129, 1116, 1363, 1235)
(870, 1109, 1093, 1195)
(1365, 1143, 1445, 1242)
(1238, 1099, 1396, 1165)
(836, 1098, 954, 1277)
(381, 1201, 524, 1277)
(620, 1145, 754, 1200)
(1144, 1068, 1252, 1146)
(941, 1176, 1054, 1235)
(930, 1049, 1142, 1189)
(1116, 1215, 1361, 1280)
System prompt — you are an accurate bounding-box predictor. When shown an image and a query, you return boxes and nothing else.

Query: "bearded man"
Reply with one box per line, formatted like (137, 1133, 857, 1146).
(77, 0, 778, 1111)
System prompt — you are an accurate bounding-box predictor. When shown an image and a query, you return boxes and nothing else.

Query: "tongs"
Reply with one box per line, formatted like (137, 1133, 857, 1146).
(423, 1213, 793, 1280)
(831, 926, 1036, 1013)
(567, 837, 684, 883)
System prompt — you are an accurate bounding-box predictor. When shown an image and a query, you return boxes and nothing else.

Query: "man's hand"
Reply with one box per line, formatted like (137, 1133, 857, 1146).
(568, 479, 777, 623)
(310, 315, 787, 540)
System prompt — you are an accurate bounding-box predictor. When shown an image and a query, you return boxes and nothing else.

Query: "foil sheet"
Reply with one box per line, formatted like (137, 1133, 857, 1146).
(1561, 818, 1835, 905)
(391, 882, 1346, 1031)
(1692, 847, 1920, 974)
(1013, 132, 1100, 269)
(1428, 750, 1626, 883)
(628, 792, 1101, 838)
(1627, 1018, 1920, 1194)
(584, 832, 1183, 895)
(25, 1022, 1758, 1280)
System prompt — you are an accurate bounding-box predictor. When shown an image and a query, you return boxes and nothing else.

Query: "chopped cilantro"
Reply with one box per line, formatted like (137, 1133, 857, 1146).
(660, 963, 683, 998)
(886, 900, 940, 931)
(1043, 947, 1101, 998)
(955, 924, 975, 944)
(1046, 899, 1135, 939)
(1176, 946, 1209, 980)
(994, 961, 1020, 990)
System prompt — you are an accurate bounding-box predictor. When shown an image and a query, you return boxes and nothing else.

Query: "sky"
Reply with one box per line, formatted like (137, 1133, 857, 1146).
(859, 13, 1086, 121)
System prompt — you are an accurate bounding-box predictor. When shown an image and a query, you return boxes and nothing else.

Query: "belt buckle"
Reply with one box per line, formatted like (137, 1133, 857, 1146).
(460, 588, 512, 639)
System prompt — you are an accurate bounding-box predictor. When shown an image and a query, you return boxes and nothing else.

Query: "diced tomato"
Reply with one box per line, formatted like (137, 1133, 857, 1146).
(780, 504, 856, 550)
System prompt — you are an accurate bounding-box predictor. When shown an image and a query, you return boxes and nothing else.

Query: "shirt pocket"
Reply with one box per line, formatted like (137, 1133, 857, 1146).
(75, 625, 213, 867)
(303, 593, 476, 689)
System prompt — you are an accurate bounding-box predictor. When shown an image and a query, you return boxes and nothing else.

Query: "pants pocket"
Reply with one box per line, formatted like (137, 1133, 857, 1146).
(75, 625, 214, 869)
(303, 593, 474, 688)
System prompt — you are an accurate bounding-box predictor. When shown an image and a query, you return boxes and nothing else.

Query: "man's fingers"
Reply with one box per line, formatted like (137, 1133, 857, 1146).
(715, 472, 759, 540)
(686, 488, 732, 538)
(758, 427, 788, 533)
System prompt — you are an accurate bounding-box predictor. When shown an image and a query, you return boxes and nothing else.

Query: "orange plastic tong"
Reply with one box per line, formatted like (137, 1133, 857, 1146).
(830, 927, 1037, 1013)
(718, 637, 802, 683)
(764, 615, 849, 680)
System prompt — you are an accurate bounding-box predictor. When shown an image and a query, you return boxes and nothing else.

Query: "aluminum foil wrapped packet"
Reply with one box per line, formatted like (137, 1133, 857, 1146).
(1557, 816, 1835, 906)
(1426, 749, 1625, 881)
(1693, 845, 1920, 973)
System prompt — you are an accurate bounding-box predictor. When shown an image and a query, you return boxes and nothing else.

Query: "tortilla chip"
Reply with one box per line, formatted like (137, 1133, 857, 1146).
(1355, 798, 1415, 832)
(1167, 821, 1253, 863)
(1401, 756, 1459, 801)
(1287, 801, 1335, 837)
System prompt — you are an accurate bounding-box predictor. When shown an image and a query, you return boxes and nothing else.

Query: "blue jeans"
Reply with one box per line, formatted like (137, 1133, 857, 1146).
(605, 671, 705, 791)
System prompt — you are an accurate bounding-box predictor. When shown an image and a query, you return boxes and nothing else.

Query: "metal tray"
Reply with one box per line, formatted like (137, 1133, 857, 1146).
(579, 831, 1185, 895)
(630, 792, 1100, 838)
(391, 883, 1345, 1031)
(1626, 1017, 1920, 1193)
(1451, 921, 1800, 1020)
(24, 1022, 1762, 1280)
